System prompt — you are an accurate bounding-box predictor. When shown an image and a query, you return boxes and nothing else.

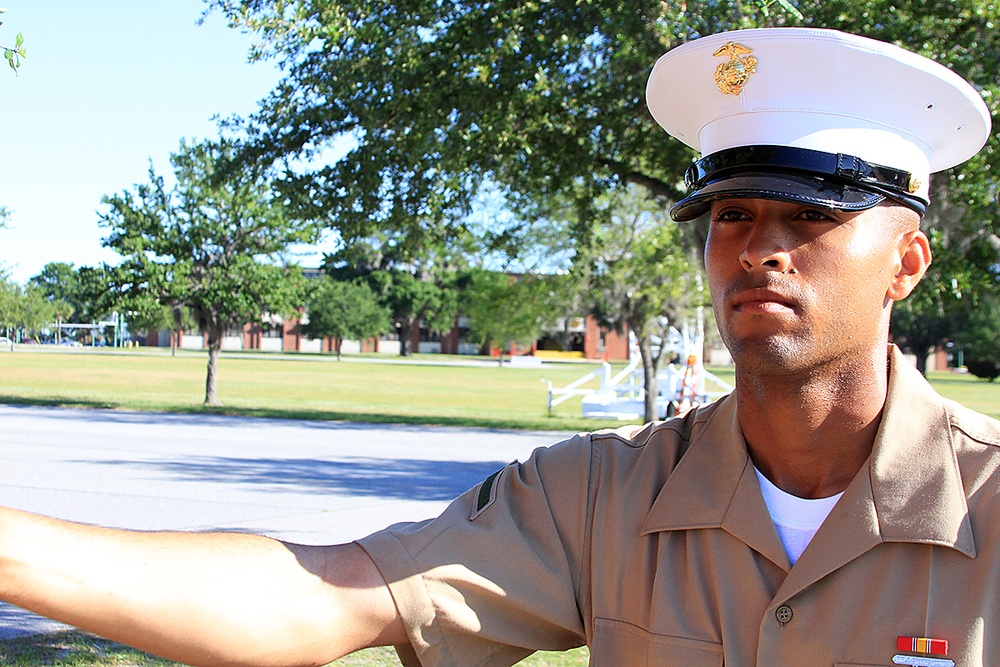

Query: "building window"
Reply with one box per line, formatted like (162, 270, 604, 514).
(260, 322, 283, 338)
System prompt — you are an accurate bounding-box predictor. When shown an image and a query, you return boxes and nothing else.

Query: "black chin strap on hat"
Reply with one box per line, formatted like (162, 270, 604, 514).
(685, 145, 929, 216)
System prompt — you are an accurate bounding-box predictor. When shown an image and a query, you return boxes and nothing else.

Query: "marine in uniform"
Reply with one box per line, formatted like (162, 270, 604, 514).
(0, 25, 998, 667)
(355, 28, 1000, 667)
(361, 348, 1000, 666)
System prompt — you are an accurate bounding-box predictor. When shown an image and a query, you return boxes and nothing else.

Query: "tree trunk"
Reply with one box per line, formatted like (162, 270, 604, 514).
(638, 335, 659, 423)
(204, 332, 223, 406)
(915, 347, 929, 376)
(336, 338, 343, 361)
(398, 319, 413, 356)
(170, 329, 178, 357)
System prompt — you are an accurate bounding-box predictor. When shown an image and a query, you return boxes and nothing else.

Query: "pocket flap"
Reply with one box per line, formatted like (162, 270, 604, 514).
(590, 618, 724, 666)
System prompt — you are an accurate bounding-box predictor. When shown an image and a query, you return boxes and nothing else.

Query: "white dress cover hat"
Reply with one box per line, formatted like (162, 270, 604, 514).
(646, 27, 991, 221)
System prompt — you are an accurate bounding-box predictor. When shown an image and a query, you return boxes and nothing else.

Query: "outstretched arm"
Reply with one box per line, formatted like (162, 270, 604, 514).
(0, 507, 407, 667)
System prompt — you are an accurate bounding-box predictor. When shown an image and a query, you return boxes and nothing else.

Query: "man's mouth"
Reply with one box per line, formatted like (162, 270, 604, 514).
(730, 288, 798, 314)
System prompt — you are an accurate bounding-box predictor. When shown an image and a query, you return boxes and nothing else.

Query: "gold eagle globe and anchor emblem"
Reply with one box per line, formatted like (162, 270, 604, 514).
(713, 42, 757, 95)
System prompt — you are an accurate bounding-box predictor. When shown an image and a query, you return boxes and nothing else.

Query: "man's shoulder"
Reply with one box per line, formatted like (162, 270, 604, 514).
(936, 399, 1000, 513)
(584, 396, 730, 458)
(944, 398, 1000, 449)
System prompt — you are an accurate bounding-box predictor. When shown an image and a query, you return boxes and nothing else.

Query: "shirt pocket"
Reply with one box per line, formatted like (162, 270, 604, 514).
(590, 617, 724, 666)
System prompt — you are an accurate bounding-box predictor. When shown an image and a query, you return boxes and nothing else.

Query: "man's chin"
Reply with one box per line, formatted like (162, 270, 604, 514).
(723, 335, 815, 376)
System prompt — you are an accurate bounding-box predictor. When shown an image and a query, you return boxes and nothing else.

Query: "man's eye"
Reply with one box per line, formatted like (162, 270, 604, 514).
(799, 209, 836, 222)
(711, 209, 749, 223)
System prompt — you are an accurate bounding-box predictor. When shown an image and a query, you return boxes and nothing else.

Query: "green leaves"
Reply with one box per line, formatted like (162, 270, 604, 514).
(302, 277, 391, 356)
(890, 224, 1000, 373)
(957, 291, 1000, 379)
(205, 0, 824, 269)
(210, 0, 1000, 384)
(0, 271, 75, 340)
(460, 269, 567, 357)
(756, 0, 805, 21)
(3, 31, 25, 72)
(583, 186, 699, 338)
(0, 7, 25, 74)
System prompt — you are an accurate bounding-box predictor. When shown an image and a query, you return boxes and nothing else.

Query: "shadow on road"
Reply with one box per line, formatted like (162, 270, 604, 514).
(82, 456, 510, 501)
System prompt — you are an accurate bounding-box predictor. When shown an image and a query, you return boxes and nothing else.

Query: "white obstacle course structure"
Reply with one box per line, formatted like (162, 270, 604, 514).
(54, 312, 130, 347)
(545, 320, 733, 420)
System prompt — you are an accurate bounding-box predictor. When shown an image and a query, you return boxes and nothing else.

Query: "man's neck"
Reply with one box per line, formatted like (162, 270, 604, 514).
(734, 349, 890, 499)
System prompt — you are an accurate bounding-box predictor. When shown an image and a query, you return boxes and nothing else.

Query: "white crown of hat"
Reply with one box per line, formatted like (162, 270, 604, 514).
(646, 27, 991, 202)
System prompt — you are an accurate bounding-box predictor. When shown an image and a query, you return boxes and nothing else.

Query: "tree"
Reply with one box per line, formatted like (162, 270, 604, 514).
(30, 262, 79, 342)
(73, 265, 118, 324)
(101, 137, 318, 405)
(460, 269, 565, 365)
(199, 1, 868, 373)
(0, 272, 19, 337)
(890, 192, 1000, 374)
(369, 269, 457, 357)
(43, 298, 74, 345)
(959, 294, 1000, 380)
(209, 0, 811, 259)
(29, 263, 135, 344)
(215, 0, 1000, 382)
(214, 0, 998, 225)
(30, 262, 78, 306)
(889, 231, 969, 375)
(218, 4, 997, 207)
(15, 285, 57, 342)
(0, 276, 62, 344)
(580, 186, 702, 422)
(301, 277, 390, 360)
(323, 228, 462, 357)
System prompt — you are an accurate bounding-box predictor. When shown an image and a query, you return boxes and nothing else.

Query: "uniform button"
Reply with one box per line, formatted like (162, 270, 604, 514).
(775, 605, 793, 623)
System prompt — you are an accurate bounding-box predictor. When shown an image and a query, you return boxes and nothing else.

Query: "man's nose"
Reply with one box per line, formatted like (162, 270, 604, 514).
(738, 221, 793, 273)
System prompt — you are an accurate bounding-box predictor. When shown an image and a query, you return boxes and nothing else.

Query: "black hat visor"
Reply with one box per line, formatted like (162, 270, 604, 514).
(669, 172, 888, 222)
(669, 145, 929, 222)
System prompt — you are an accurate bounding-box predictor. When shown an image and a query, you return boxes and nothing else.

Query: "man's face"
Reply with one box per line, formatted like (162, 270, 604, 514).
(704, 198, 913, 377)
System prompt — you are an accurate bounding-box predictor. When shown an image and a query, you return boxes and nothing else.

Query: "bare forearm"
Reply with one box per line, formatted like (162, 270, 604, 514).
(0, 507, 405, 667)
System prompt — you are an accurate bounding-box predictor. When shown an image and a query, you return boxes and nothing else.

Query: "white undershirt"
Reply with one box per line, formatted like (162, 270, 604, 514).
(754, 467, 843, 566)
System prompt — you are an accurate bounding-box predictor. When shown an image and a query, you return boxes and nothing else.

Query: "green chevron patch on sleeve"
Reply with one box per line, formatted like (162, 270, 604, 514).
(470, 465, 508, 520)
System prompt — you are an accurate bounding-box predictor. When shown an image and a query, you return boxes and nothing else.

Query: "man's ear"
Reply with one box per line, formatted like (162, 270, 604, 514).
(887, 230, 931, 302)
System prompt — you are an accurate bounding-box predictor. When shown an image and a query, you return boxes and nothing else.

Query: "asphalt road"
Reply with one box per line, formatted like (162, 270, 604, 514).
(0, 404, 576, 640)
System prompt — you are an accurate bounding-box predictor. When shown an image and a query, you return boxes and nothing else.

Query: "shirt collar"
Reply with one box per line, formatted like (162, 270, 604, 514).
(871, 345, 974, 556)
(640, 346, 974, 559)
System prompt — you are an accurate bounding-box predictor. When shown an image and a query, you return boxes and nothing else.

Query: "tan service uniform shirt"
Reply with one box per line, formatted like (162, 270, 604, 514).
(357, 347, 1000, 666)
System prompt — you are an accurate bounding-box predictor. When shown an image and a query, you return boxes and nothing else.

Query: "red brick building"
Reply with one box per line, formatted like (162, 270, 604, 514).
(146, 313, 631, 361)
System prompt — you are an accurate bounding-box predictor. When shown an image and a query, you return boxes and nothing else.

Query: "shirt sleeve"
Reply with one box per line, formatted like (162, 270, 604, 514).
(355, 432, 595, 667)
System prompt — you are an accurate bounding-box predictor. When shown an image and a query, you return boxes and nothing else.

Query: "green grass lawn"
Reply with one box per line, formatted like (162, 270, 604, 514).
(924, 369, 1000, 419)
(0, 347, 635, 431)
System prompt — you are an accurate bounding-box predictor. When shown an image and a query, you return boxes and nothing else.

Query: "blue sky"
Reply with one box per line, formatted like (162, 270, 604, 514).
(0, 1, 335, 283)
